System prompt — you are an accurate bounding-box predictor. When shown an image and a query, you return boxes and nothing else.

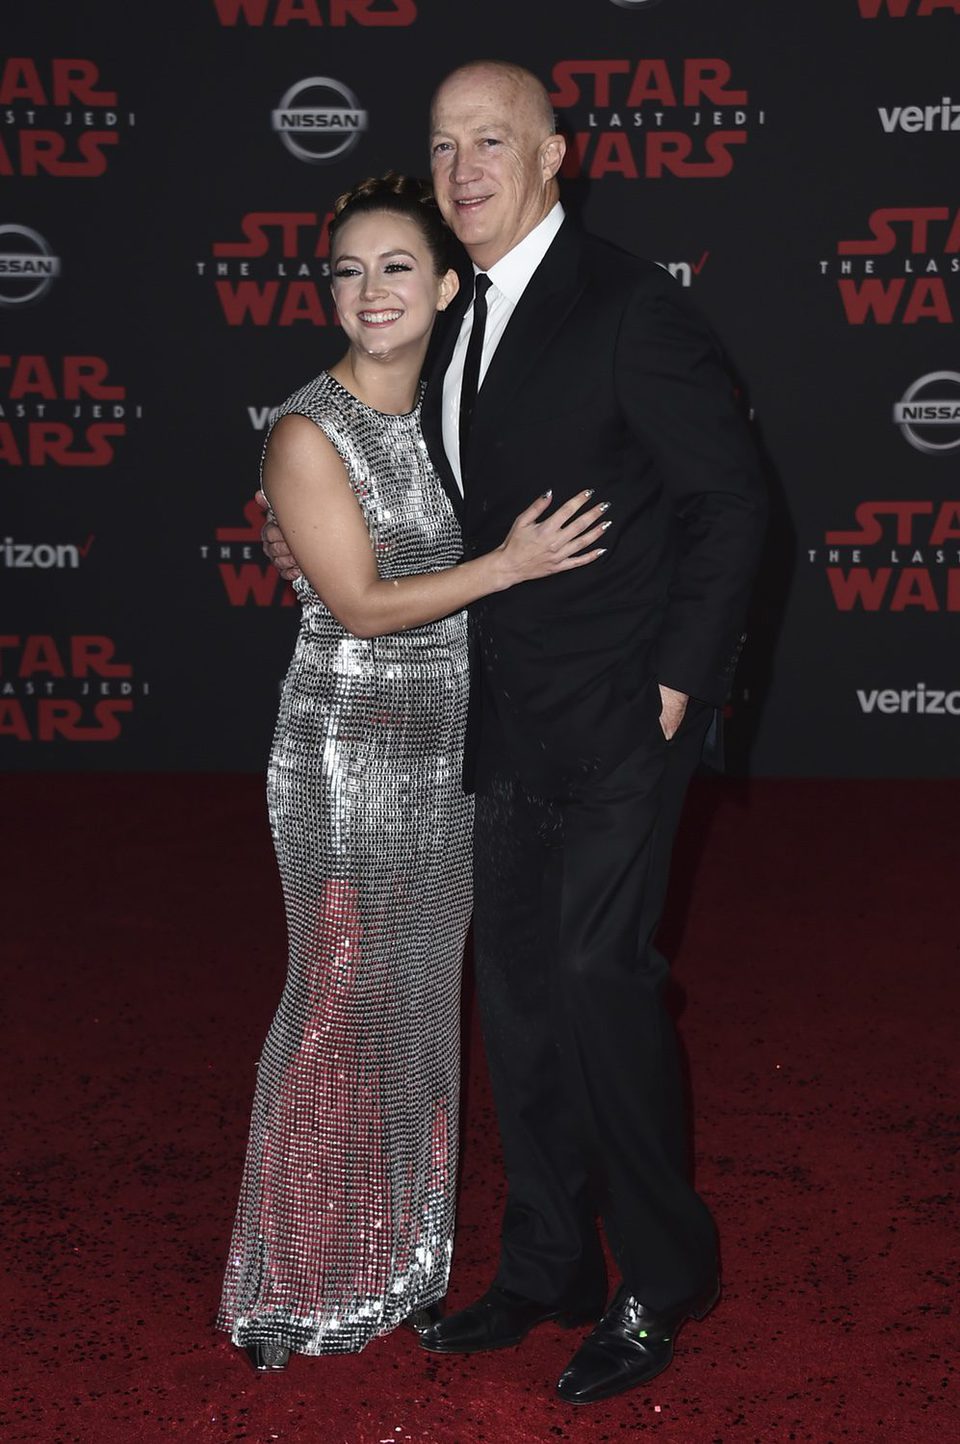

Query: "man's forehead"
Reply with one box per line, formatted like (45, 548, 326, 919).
(430, 105, 518, 137)
(431, 73, 527, 123)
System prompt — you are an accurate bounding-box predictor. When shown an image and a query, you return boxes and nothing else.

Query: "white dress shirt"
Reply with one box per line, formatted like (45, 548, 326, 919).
(442, 202, 565, 493)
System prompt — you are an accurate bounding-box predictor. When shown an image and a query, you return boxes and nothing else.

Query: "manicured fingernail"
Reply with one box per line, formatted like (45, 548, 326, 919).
(595, 547, 607, 556)
(601, 519, 613, 530)
(541, 489, 553, 500)
(599, 501, 611, 513)
(584, 488, 594, 498)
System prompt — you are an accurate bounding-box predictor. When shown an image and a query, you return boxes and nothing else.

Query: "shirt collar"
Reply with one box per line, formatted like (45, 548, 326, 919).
(480, 202, 565, 305)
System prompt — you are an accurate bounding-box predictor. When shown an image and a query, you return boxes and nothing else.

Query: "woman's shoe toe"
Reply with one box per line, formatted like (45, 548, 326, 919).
(244, 1341, 290, 1372)
(402, 1301, 445, 1337)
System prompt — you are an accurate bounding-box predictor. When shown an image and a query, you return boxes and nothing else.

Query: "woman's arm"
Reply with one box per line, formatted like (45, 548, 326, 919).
(262, 414, 608, 639)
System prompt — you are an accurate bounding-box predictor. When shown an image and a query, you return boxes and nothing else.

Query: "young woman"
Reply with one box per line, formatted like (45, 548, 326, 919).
(217, 174, 607, 1369)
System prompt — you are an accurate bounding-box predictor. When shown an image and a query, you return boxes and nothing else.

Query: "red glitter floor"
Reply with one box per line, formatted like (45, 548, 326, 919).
(3, 774, 958, 1443)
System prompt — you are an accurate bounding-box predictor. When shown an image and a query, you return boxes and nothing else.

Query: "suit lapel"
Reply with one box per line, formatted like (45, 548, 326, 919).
(424, 223, 586, 514)
(463, 221, 585, 480)
(422, 292, 468, 520)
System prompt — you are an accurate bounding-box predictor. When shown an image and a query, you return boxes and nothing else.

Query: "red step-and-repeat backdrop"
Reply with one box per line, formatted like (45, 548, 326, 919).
(3, 0, 958, 774)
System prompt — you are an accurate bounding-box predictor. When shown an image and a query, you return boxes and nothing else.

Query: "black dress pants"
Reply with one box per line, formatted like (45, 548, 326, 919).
(472, 702, 718, 1314)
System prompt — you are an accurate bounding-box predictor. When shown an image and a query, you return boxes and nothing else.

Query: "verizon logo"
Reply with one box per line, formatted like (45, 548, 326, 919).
(857, 684, 960, 715)
(247, 404, 280, 431)
(1, 535, 93, 568)
(878, 99, 960, 132)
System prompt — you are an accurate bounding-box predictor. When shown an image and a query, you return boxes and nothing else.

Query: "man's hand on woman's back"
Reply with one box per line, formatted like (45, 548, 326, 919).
(256, 489, 302, 581)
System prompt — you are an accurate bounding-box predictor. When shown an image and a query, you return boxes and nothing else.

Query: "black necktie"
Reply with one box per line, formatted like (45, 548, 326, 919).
(458, 272, 492, 467)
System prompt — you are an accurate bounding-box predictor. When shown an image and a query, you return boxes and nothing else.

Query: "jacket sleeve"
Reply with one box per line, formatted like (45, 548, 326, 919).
(613, 271, 768, 705)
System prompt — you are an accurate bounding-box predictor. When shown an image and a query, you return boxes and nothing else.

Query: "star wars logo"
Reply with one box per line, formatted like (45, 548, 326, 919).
(0, 355, 141, 467)
(807, 500, 960, 612)
(858, 0, 960, 17)
(549, 58, 762, 180)
(202, 499, 296, 606)
(0, 58, 134, 178)
(198, 211, 339, 326)
(820, 207, 959, 324)
(0, 635, 148, 743)
(211, 0, 416, 23)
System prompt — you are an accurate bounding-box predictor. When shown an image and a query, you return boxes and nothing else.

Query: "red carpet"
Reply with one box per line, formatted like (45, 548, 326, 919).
(3, 775, 958, 1443)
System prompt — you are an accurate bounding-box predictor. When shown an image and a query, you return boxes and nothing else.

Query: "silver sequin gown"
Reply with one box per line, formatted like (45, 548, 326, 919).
(218, 372, 473, 1356)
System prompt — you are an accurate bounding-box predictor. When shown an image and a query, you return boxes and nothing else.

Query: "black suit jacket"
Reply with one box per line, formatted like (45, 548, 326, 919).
(421, 219, 767, 793)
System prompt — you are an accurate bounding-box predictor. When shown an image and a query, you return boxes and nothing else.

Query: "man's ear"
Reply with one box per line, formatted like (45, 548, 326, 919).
(541, 133, 566, 182)
(437, 268, 460, 312)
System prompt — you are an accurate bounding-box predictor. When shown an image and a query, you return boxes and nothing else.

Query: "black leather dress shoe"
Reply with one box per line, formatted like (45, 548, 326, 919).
(418, 1285, 604, 1355)
(556, 1278, 720, 1405)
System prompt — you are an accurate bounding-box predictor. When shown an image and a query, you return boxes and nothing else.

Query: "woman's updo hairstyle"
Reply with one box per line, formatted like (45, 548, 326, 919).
(329, 172, 454, 277)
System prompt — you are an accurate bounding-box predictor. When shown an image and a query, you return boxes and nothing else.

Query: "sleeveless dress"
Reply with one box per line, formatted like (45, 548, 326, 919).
(218, 372, 473, 1356)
